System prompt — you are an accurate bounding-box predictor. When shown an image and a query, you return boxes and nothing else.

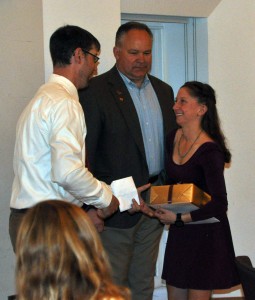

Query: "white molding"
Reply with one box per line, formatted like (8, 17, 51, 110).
(121, 13, 189, 24)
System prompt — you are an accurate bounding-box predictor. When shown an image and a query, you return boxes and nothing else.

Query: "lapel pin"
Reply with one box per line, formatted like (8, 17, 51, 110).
(116, 90, 124, 102)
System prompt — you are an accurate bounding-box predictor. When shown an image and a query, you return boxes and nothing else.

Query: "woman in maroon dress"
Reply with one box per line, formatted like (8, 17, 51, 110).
(154, 81, 240, 300)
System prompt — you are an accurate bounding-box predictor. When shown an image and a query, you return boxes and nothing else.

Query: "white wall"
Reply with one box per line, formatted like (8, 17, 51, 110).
(208, 0, 255, 264)
(208, 1, 255, 297)
(42, 0, 119, 79)
(0, 0, 119, 298)
(1, 0, 254, 298)
(0, 1, 44, 298)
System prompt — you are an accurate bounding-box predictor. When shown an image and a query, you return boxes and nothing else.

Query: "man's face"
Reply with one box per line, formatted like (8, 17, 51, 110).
(78, 46, 99, 89)
(114, 29, 153, 87)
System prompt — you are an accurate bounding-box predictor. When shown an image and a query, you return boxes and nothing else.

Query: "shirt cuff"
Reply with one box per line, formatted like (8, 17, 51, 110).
(87, 181, 112, 209)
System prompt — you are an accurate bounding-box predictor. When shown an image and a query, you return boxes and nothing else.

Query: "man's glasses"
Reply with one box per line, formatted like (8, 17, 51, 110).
(82, 49, 100, 63)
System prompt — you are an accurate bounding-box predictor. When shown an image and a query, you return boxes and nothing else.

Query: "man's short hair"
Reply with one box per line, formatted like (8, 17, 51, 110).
(115, 21, 153, 46)
(50, 25, 100, 66)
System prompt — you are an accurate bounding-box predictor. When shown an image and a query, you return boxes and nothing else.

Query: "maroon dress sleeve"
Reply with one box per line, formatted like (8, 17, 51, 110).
(190, 146, 228, 221)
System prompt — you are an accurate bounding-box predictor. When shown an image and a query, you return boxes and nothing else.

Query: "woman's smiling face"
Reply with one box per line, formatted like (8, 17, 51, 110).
(173, 87, 205, 127)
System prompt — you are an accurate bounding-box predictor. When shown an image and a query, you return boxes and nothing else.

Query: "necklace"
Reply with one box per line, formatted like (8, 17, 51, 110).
(177, 130, 203, 159)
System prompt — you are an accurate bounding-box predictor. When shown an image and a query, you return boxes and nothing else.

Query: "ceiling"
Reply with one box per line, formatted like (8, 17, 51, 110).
(121, 0, 222, 18)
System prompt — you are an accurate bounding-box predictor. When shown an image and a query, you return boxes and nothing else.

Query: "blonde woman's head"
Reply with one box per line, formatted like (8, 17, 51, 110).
(16, 200, 130, 300)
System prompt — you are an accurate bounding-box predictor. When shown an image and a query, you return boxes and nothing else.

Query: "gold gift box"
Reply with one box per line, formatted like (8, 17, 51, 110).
(148, 183, 211, 213)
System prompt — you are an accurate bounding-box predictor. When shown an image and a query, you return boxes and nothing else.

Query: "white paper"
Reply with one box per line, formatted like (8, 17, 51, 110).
(111, 176, 139, 212)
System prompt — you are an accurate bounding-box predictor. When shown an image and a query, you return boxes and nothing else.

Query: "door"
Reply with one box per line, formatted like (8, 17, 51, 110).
(121, 16, 208, 95)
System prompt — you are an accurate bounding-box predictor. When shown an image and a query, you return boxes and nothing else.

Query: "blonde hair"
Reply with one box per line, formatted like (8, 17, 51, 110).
(16, 200, 130, 300)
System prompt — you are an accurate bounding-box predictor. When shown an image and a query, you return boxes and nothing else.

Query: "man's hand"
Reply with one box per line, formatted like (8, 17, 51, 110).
(97, 195, 119, 219)
(87, 209, 104, 232)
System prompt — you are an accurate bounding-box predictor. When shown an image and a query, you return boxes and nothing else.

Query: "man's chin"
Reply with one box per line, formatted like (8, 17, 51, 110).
(78, 81, 89, 91)
(134, 72, 148, 79)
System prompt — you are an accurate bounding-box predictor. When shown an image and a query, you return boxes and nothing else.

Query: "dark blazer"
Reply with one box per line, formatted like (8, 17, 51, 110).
(79, 65, 176, 228)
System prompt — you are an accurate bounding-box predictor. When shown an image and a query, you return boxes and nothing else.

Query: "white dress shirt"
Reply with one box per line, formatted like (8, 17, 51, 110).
(10, 74, 112, 209)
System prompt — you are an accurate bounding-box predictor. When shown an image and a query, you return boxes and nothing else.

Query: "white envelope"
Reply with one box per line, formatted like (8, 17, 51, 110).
(111, 176, 139, 212)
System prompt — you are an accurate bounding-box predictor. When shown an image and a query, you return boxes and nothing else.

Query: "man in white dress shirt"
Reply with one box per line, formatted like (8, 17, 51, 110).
(9, 25, 119, 251)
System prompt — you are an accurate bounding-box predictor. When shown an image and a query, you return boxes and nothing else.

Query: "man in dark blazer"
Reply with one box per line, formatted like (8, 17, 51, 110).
(79, 22, 176, 300)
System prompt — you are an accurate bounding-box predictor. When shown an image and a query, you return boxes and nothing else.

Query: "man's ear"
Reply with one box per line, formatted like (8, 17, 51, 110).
(113, 46, 120, 59)
(72, 48, 83, 63)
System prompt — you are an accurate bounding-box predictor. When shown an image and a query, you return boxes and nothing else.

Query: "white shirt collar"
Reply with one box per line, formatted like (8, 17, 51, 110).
(49, 74, 79, 102)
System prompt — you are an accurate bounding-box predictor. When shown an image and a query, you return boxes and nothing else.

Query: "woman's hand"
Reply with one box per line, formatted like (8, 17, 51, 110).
(128, 183, 155, 217)
(137, 183, 151, 200)
(129, 199, 155, 217)
(154, 207, 177, 225)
